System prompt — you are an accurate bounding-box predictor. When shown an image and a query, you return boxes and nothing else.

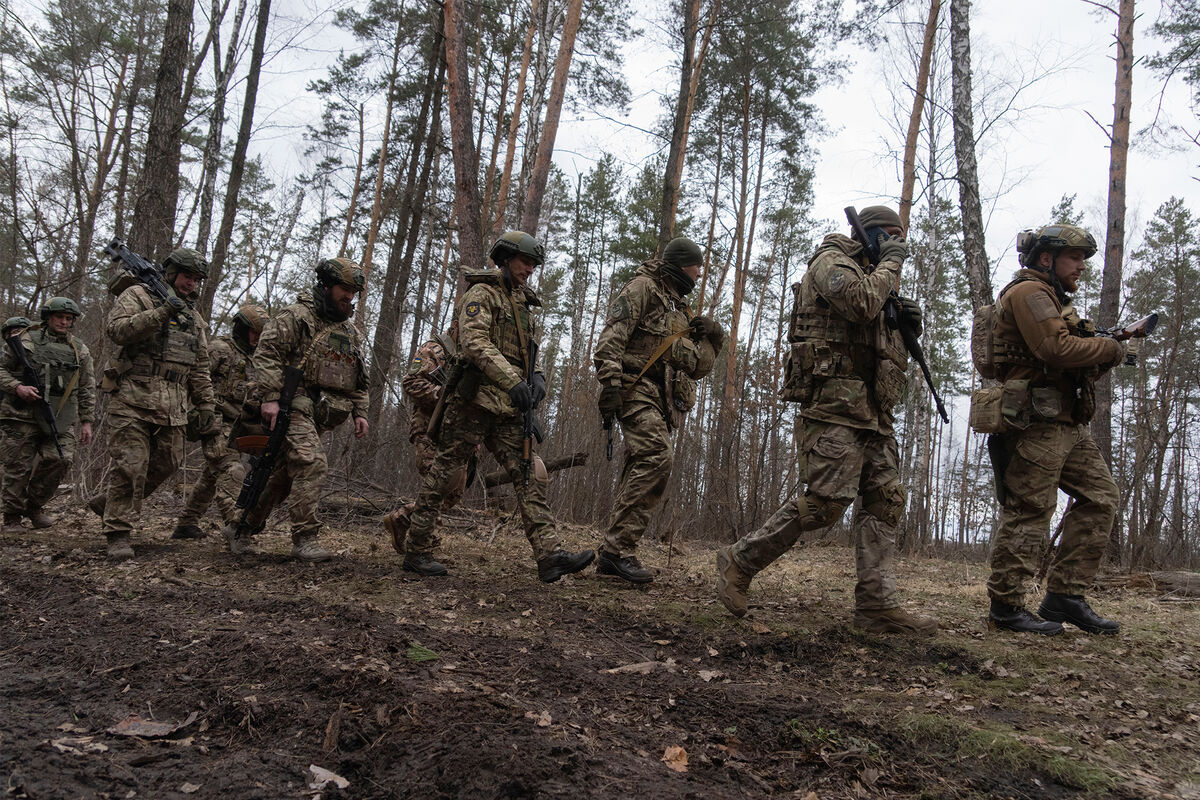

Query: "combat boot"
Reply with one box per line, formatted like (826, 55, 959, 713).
(989, 599, 1063, 635)
(222, 524, 254, 555)
(403, 552, 449, 577)
(1037, 593, 1120, 635)
(715, 546, 753, 618)
(106, 533, 134, 561)
(595, 550, 653, 584)
(3, 514, 24, 534)
(854, 607, 938, 637)
(383, 506, 412, 554)
(171, 524, 205, 540)
(537, 549, 596, 583)
(27, 508, 55, 528)
(87, 494, 106, 517)
(291, 535, 333, 563)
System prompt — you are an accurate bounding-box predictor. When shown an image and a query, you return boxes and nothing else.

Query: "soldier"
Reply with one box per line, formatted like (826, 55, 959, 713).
(714, 205, 937, 635)
(400, 231, 594, 582)
(2, 317, 32, 338)
(101, 249, 218, 560)
(0, 298, 95, 532)
(227, 258, 369, 562)
(171, 303, 269, 540)
(593, 236, 726, 583)
(382, 328, 471, 553)
(982, 225, 1127, 635)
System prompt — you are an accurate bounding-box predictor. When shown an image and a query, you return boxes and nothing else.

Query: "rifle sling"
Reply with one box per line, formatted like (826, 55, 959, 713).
(634, 305, 695, 382)
(53, 338, 82, 417)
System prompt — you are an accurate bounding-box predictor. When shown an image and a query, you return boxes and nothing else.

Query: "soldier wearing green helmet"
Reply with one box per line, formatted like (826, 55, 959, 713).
(228, 258, 370, 562)
(0, 297, 95, 532)
(99, 245, 218, 560)
(396, 230, 594, 583)
(171, 303, 270, 540)
(2, 317, 32, 337)
(981, 222, 1127, 636)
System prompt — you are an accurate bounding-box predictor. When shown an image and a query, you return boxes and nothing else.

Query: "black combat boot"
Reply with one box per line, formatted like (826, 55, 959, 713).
(87, 494, 106, 517)
(989, 599, 1063, 635)
(537, 549, 595, 583)
(595, 550, 654, 584)
(403, 552, 449, 577)
(171, 524, 205, 540)
(1037, 592, 1120, 635)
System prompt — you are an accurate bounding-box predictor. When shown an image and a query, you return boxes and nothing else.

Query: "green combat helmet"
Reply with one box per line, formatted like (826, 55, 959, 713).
(489, 231, 544, 267)
(40, 296, 83, 321)
(233, 302, 269, 333)
(163, 248, 210, 279)
(315, 257, 366, 291)
(2, 316, 32, 336)
(1017, 224, 1098, 268)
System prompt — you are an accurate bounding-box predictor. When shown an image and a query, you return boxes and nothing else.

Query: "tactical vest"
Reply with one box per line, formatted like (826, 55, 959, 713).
(984, 276, 1041, 377)
(460, 271, 536, 375)
(123, 312, 201, 384)
(618, 265, 693, 380)
(26, 329, 82, 428)
(304, 325, 361, 394)
(781, 282, 876, 404)
(213, 336, 253, 408)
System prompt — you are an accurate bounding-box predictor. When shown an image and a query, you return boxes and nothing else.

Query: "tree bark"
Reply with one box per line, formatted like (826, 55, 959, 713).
(444, 0, 486, 272)
(490, 0, 539, 237)
(899, 0, 941, 231)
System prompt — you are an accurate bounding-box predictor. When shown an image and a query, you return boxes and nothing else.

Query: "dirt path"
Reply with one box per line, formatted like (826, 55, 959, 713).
(2, 501, 1197, 798)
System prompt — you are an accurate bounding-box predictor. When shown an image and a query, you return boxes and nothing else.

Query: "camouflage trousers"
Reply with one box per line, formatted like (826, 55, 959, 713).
(177, 426, 245, 527)
(407, 399, 558, 560)
(988, 423, 1116, 605)
(241, 412, 327, 541)
(412, 433, 467, 509)
(730, 419, 907, 611)
(603, 398, 673, 555)
(102, 415, 185, 536)
(1, 421, 77, 515)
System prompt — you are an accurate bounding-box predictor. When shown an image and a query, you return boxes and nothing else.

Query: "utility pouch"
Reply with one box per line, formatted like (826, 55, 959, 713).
(1000, 379, 1032, 430)
(969, 386, 1005, 433)
(811, 343, 836, 378)
(873, 358, 906, 411)
(313, 394, 353, 430)
(669, 369, 697, 414)
(1030, 387, 1063, 421)
(780, 342, 814, 404)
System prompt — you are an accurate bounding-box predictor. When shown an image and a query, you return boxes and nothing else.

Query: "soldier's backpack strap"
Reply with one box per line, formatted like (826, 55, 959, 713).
(634, 303, 694, 381)
(293, 319, 339, 372)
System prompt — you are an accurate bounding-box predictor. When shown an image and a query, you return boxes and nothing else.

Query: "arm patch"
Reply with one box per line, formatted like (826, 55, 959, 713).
(1024, 291, 1059, 323)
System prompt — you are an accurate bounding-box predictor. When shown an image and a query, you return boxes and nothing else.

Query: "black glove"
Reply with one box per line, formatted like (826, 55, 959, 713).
(530, 372, 547, 406)
(896, 296, 923, 336)
(598, 384, 623, 420)
(877, 233, 908, 267)
(508, 381, 533, 412)
(164, 295, 187, 315)
(689, 315, 720, 339)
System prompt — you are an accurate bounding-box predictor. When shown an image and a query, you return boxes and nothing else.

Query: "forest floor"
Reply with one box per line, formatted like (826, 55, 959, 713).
(2, 493, 1198, 800)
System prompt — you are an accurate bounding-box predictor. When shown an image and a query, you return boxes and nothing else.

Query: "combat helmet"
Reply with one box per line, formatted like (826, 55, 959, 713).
(315, 257, 366, 292)
(489, 231, 544, 267)
(2, 316, 32, 336)
(232, 302, 269, 351)
(40, 296, 83, 321)
(1017, 224, 1098, 268)
(163, 248, 209, 279)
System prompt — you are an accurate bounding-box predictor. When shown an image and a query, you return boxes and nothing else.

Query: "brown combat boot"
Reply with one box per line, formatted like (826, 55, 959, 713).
(27, 508, 55, 528)
(3, 514, 24, 534)
(291, 534, 333, 563)
(715, 546, 753, 618)
(87, 494, 106, 517)
(106, 533, 134, 561)
(853, 607, 938, 637)
(383, 505, 413, 554)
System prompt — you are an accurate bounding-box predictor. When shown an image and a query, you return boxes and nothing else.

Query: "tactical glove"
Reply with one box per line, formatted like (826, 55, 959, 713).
(530, 372, 547, 406)
(896, 296, 923, 336)
(598, 384, 623, 420)
(877, 233, 908, 267)
(164, 295, 187, 315)
(690, 315, 728, 351)
(508, 381, 534, 412)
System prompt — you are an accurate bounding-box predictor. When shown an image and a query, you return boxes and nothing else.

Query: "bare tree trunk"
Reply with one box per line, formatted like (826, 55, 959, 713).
(518, 0, 583, 236)
(444, 0, 486, 272)
(490, 0, 539, 237)
(199, 0, 271, 318)
(129, 0, 194, 262)
(338, 104, 366, 258)
(899, 0, 941, 231)
(949, 0, 992, 311)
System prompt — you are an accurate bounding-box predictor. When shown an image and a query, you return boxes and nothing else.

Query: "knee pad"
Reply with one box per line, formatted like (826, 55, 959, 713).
(801, 494, 850, 527)
(862, 482, 906, 527)
(532, 455, 548, 486)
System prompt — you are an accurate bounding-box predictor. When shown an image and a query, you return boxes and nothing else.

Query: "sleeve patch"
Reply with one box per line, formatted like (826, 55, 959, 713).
(609, 295, 632, 322)
(1024, 291, 1059, 323)
(465, 301, 481, 318)
(825, 271, 847, 297)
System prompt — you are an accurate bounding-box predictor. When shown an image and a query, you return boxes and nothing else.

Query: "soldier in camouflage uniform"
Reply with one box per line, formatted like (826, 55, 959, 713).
(382, 329, 470, 553)
(101, 249, 218, 560)
(715, 206, 937, 635)
(171, 304, 269, 540)
(593, 237, 726, 583)
(983, 224, 1127, 636)
(228, 259, 370, 562)
(0, 298, 95, 532)
(400, 231, 594, 583)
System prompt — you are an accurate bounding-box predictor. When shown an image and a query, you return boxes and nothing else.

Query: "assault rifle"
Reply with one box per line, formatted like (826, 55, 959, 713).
(103, 238, 173, 302)
(232, 365, 304, 532)
(4, 333, 65, 459)
(1099, 313, 1159, 366)
(844, 206, 950, 424)
(522, 338, 545, 482)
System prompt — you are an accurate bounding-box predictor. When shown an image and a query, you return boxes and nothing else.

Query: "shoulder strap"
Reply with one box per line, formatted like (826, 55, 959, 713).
(505, 286, 531, 377)
(634, 302, 694, 381)
(52, 337, 83, 415)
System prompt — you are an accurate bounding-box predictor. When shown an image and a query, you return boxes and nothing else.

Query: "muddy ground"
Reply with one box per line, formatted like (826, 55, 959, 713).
(1, 494, 1198, 799)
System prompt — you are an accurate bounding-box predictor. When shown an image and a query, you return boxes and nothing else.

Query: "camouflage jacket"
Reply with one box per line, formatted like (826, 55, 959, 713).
(402, 338, 447, 441)
(0, 324, 96, 428)
(456, 269, 542, 417)
(795, 233, 906, 434)
(105, 284, 215, 426)
(593, 260, 716, 411)
(994, 268, 1124, 424)
(251, 290, 369, 428)
(208, 335, 255, 422)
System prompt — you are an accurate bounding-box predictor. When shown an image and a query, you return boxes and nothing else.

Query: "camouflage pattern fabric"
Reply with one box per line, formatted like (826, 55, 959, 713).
(401, 338, 467, 508)
(102, 416, 185, 535)
(238, 412, 327, 541)
(0, 421, 77, 515)
(730, 419, 904, 611)
(602, 401, 672, 555)
(454, 269, 541, 417)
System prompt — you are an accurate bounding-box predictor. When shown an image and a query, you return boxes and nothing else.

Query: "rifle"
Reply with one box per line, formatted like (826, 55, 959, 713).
(233, 365, 303, 531)
(844, 206, 950, 424)
(426, 358, 463, 443)
(103, 238, 173, 302)
(1099, 313, 1159, 366)
(4, 334, 65, 459)
(604, 416, 614, 461)
(522, 337, 545, 482)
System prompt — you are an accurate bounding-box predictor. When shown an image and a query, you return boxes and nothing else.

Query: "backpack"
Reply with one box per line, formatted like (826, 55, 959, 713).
(971, 302, 999, 380)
